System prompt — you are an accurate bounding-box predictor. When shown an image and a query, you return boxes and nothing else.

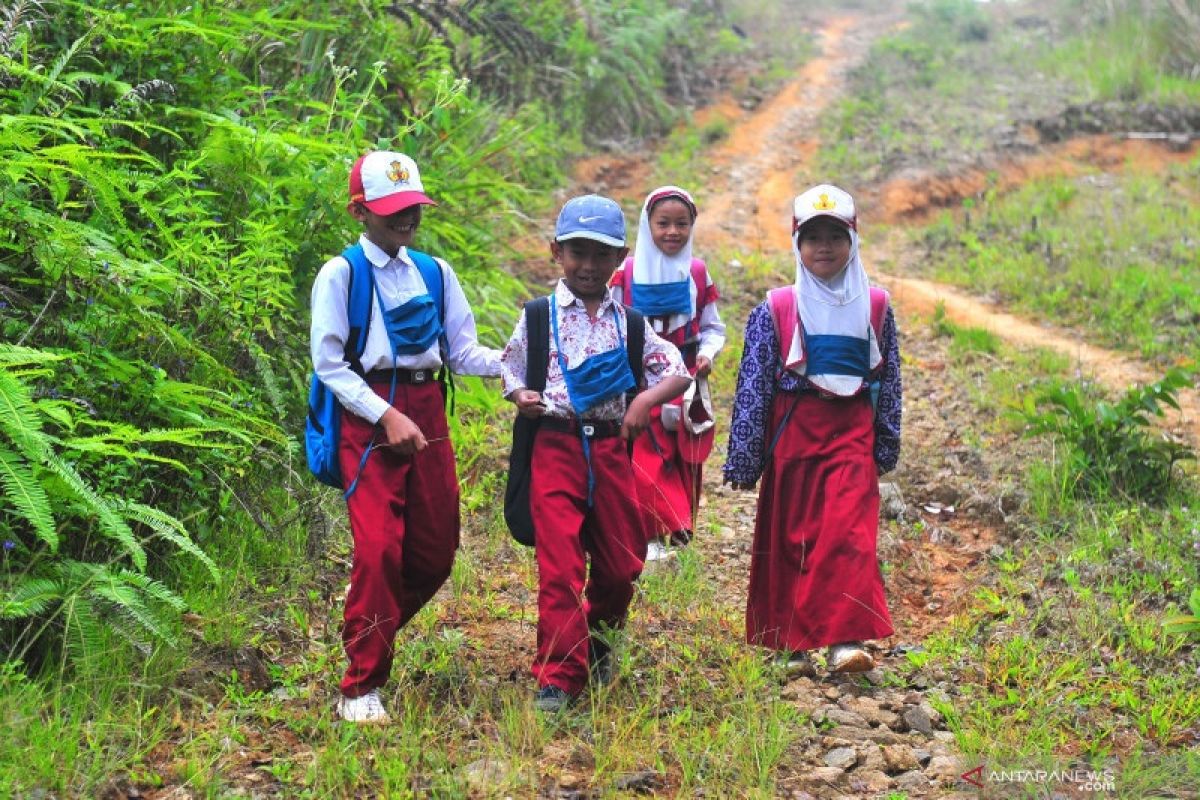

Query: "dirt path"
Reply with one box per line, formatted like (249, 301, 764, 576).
(575, 8, 1196, 796)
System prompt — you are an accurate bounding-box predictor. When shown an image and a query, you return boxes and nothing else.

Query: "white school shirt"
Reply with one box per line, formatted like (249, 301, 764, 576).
(310, 235, 501, 424)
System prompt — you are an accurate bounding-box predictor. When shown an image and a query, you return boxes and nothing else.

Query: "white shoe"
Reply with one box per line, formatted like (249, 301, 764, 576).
(645, 540, 676, 562)
(828, 643, 874, 673)
(337, 689, 391, 723)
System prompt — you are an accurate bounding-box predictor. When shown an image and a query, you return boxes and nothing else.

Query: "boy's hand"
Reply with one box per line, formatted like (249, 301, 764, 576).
(621, 393, 654, 441)
(378, 407, 427, 455)
(694, 356, 713, 378)
(511, 389, 547, 418)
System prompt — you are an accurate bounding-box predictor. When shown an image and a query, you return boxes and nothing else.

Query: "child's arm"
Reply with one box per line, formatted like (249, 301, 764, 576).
(722, 303, 778, 490)
(873, 307, 902, 474)
(439, 261, 502, 377)
(500, 306, 544, 418)
(625, 314, 692, 440)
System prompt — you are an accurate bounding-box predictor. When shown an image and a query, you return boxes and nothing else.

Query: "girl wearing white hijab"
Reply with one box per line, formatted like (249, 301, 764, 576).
(612, 186, 726, 561)
(723, 184, 902, 676)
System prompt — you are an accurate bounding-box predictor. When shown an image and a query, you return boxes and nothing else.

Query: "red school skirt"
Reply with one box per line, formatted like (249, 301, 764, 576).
(746, 390, 893, 652)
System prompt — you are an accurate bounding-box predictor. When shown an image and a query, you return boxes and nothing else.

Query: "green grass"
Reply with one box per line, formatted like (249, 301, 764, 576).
(916, 166, 1200, 366)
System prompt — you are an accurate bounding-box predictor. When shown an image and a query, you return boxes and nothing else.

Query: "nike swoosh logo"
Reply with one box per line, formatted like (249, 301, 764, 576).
(578, 215, 604, 223)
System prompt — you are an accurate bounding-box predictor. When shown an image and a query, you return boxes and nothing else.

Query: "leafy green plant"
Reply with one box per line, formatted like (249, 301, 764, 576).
(1019, 369, 1194, 501)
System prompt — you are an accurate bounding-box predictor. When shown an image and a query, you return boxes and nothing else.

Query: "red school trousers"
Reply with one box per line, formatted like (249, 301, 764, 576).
(530, 428, 648, 695)
(337, 379, 459, 697)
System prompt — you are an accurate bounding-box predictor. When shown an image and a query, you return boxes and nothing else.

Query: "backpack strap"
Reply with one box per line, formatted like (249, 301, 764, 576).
(869, 287, 889, 361)
(340, 244, 376, 375)
(625, 305, 645, 392)
(407, 248, 455, 411)
(525, 296, 551, 393)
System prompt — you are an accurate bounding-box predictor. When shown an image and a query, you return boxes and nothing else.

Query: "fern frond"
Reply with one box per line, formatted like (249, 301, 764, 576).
(0, 343, 65, 370)
(57, 584, 107, 664)
(89, 574, 177, 647)
(0, 443, 57, 550)
(0, 369, 50, 462)
(120, 500, 218, 581)
(111, 568, 186, 612)
(42, 453, 146, 570)
(20, 25, 98, 113)
(0, 575, 61, 619)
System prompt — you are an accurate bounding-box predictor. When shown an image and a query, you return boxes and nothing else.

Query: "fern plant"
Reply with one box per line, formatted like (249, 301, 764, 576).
(0, 345, 218, 661)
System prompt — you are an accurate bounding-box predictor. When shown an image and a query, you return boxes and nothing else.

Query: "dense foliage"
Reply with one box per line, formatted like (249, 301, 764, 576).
(0, 0, 749, 666)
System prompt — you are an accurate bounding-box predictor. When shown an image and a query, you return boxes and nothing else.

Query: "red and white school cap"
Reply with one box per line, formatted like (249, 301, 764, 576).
(349, 151, 437, 215)
(792, 183, 856, 234)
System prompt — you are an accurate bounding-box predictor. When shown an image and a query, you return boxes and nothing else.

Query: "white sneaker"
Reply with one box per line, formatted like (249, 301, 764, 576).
(645, 540, 676, 562)
(828, 643, 874, 674)
(336, 689, 391, 723)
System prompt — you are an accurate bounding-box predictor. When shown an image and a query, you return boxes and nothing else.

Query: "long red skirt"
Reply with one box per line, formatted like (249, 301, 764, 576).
(746, 391, 893, 652)
(629, 406, 701, 540)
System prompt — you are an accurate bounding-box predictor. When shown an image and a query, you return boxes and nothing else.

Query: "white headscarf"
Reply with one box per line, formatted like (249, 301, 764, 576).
(780, 184, 882, 397)
(631, 185, 698, 334)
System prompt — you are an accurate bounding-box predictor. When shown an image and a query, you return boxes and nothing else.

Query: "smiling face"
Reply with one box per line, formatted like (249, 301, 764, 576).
(350, 202, 423, 257)
(647, 197, 694, 257)
(552, 237, 629, 302)
(797, 217, 852, 280)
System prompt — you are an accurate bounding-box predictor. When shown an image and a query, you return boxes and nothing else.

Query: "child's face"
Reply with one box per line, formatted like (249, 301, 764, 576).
(349, 202, 422, 257)
(552, 238, 628, 301)
(648, 198, 694, 257)
(797, 218, 852, 280)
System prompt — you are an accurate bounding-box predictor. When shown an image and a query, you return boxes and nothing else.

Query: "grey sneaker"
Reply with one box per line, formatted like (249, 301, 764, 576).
(533, 685, 573, 713)
(775, 650, 816, 679)
(336, 689, 390, 723)
(828, 642, 874, 673)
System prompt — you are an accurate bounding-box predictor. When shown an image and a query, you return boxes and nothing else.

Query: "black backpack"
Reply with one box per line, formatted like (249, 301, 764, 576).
(503, 297, 645, 545)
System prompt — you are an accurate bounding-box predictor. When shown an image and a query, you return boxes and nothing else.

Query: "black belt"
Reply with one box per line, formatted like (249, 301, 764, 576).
(364, 368, 437, 385)
(539, 417, 623, 438)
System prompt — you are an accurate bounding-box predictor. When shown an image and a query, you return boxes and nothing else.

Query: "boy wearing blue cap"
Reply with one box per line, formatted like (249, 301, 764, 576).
(500, 194, 692, 711)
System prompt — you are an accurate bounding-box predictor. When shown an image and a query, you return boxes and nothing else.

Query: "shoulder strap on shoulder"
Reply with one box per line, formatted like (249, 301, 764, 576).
(525, 296, 551, 393)
(690, 258, 709, 313)
(625, 305, 645, 390)
(616, 256, 634, 300)
(869, 287, 889, 345)
(340, 244, 375, 372)
(767, 286, 796, 355)
(406, 248, 445, 325)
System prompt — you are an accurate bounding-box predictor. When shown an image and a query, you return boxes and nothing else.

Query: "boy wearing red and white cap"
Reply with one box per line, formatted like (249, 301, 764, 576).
(310, 151, 501, 722)
(724, 183, 902, 678)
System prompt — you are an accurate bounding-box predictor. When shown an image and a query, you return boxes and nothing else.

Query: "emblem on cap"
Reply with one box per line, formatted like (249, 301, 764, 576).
(813, 193, 837, 211)
(386, 161, 410, 184)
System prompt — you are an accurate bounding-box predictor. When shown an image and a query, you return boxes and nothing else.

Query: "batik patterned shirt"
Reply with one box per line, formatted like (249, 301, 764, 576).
(501, 280, 690, 422)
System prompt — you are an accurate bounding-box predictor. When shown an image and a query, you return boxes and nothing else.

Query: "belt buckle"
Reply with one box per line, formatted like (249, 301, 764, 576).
(581, 423, 595, 437)
(412, 370, 427, 384)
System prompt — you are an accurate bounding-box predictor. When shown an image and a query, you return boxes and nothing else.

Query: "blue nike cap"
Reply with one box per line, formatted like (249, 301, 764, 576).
(555, 194, 626, 247)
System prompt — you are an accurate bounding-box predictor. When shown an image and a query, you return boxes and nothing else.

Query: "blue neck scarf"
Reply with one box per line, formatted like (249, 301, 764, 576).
(629, 278, 692, 317)
(551, 302, 635, 506)
(382, 293, 442, 356)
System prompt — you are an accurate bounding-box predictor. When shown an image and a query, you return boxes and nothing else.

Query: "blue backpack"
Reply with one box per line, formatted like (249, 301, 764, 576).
(305, 243, 445, 498)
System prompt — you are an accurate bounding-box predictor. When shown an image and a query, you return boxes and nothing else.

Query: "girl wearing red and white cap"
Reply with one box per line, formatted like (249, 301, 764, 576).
(611, 186, 726, 561)
(723, 183, 902, 676)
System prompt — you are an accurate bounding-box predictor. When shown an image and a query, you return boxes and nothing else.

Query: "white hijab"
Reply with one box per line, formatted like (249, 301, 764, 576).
(781, 221, 883, 397)
(631, 185, 698, 334)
